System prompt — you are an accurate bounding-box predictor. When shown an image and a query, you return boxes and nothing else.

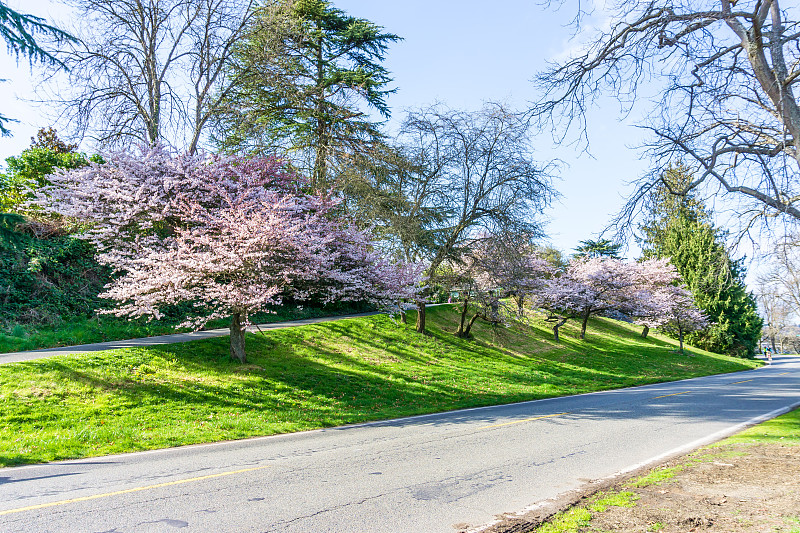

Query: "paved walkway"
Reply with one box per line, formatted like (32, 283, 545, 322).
(0, 311, 382, 365)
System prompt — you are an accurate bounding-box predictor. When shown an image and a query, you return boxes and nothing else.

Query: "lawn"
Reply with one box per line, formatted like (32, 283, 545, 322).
(0, 302, 372, 353)
(0, 305, 761, 467)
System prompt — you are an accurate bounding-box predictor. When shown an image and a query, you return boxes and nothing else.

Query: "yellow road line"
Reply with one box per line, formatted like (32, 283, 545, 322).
(479, 412, 569, 430)
(730, 379, 754, 385)
(779, 372, 790, 376)
(0, 465, 271, 516)
(652, 391, 692, 400)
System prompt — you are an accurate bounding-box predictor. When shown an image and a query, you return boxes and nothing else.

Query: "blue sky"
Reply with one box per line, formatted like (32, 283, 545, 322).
(0, 0, 650, 256)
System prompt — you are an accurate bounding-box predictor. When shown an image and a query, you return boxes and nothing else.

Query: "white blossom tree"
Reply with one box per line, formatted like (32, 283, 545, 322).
(651, 284, 710, 354)
(35, 146, 420, 361)
(628, 258, 682, 338)
(534, 257, 642, 341)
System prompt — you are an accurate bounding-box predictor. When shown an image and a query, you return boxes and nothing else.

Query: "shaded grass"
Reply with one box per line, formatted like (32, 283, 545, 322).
(0, 302, 371, 353)
(0, 305, 760, 467)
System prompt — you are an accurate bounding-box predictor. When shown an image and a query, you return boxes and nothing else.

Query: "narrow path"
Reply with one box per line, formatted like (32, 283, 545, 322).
(0, 311, 382, 365)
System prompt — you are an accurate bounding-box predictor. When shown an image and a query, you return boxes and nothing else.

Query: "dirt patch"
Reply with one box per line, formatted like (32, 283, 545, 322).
(480, 443, 800, 532)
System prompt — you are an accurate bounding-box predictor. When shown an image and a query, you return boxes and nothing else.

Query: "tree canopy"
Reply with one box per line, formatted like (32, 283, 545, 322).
(534, 0, 800, 237)
(216, 0, 400, 190)
(0, 3, 74, 135)
(48, 0, 254, 152)
(33, 146, 420, 361)
(640, 168, 763, 356)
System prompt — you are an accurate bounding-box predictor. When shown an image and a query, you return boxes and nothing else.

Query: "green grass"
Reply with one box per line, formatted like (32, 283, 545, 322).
(0, 305, 760, 467)
(587, 491, 639, 512)
(625, 464, 687, 488)
(535, 508, 593, 533)
(535, 492, 638, 532)
(0, 303, 372, 353)
(719, 407, 800, 446)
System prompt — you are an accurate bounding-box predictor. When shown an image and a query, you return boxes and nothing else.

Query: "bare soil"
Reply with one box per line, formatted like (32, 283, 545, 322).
(481, 442, 800, 532)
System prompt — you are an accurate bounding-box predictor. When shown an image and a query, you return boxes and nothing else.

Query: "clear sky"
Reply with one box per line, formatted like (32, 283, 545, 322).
(0, 0, 651, 257)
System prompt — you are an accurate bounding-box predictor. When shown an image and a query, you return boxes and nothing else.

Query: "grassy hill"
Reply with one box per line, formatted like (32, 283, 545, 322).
(0, 305, 760, 467)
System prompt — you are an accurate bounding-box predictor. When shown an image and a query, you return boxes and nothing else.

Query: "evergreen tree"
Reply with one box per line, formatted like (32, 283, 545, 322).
(0, 3, 74, 135)
(640, 165, 762, 357)
(216, 0, 400, 190)
(574, 238, 622, 259)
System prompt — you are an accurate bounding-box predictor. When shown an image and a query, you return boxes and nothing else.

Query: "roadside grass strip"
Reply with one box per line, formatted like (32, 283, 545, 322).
(534, 492, 639, 533)
(530, 407, 800, 532)
(717, 404, 800, 446)
(0, 306, 761, 467)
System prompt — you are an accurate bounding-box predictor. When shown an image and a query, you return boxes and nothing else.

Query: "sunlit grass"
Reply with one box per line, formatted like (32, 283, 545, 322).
(0, 303, 371, 353)
(0, 305, 760, 466)
(719, 407, 800, 446)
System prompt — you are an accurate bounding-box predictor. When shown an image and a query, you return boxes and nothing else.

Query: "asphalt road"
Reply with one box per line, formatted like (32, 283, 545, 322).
(1, 355, 798, 533)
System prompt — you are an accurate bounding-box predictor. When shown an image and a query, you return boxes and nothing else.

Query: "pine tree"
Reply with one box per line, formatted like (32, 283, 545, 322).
(216, 0, 400, 190)
(0, 3, 74, 135)
(640, 165, 762, 357)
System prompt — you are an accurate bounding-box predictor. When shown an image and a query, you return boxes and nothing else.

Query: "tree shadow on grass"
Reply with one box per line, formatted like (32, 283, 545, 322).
(0, 310, 760, 466)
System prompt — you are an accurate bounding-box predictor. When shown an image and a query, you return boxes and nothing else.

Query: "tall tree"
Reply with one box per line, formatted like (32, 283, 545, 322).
(755, 280, 792, 353)
(216, 0, 400, 189)
(0, 3, 74, 135)
(640, 169, 763, 356)
(365, 104, 557, 334)
(534, 0, 800, 236)
(573, 238, 622, 259)
(48, 0, 254, 152)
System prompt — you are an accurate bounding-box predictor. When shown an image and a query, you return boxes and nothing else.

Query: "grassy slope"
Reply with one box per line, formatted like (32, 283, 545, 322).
(0, 304, 370, 353)
(0, 305, 760, 467)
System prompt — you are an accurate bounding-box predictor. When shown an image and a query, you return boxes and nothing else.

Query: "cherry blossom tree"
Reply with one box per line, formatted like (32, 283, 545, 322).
(34, 146, 420, 362)
(535, 257, 643, 341)
(628, 258, 682, 339)
(649, 285, 710, 354)
(444, 235, 554, 338)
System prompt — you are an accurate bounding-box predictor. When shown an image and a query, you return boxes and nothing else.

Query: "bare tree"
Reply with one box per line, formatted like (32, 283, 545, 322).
(754, 277, 790, 351)
(760, 241, 800, 340)
(46, 0, 254, 152)
(390, 104, 557, 334)
(534, 0, 800, 236)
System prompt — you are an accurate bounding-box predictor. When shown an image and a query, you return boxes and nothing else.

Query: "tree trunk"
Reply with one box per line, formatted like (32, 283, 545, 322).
(230, 312, 247, 363)
(580, 309, 591, 340)
(678, 328, 684, 354)
(458, 312, 481, 338)
(641, 325, 650, 339)
(552, 316, 569, 342)
(515, 294, 525, 317)
(400, 310, 407, 324)
(770, 335, 777, 353)
(455, 297, 470, 336)
(415, 302, 426, 334)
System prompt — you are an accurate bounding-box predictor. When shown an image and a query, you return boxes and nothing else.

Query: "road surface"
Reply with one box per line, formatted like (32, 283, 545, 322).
(1, 355, 798, 532)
